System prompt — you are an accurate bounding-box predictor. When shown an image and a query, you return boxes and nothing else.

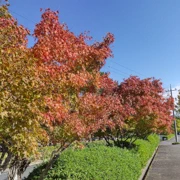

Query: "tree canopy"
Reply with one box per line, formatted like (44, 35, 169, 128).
(0, 4, 174, 180)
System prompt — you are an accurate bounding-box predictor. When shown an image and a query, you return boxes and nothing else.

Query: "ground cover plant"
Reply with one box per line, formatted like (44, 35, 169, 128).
(26, 134, 159, 180)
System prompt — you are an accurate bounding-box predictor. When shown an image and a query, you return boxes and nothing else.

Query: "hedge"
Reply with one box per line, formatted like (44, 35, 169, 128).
(167, 134, 174, 140)
(26, 134, 159, 180)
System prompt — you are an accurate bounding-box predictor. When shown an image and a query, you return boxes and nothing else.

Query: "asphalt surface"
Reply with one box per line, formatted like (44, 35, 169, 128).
(0, 164, 38, 180)
(145, 135, 180, 180)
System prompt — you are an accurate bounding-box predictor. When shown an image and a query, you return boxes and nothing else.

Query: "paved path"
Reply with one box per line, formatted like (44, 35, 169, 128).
(145, 135, 180, 180)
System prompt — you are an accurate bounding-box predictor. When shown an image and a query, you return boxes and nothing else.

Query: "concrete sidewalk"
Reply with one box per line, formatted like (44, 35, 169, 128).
(145, 135, 180, 180)
(0, 161, 42, 180)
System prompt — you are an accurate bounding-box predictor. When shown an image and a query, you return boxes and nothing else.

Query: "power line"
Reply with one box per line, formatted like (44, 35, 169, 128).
(9, 9, 36, 24)
(110, 61, 145, 77)
(5, 9, 170, 89)
(110, 62, 172, 90)
(101, 66, 126, 78)
(108, 66, 131, 76)
(108, 69, 126, 78)
(8, 9, 38, 33)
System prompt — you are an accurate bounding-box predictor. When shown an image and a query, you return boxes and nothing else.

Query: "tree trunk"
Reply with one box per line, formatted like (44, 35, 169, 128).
(8, 167, 18, 180)
(39, 154, 60, 180)
(0, 151, 6, 166)
(8, 157, 30, 180)
(39, 143, 72, 180)
(0, 144, 30, 180)
(1, 152, 12, 172)
(8, 167, 22, 180)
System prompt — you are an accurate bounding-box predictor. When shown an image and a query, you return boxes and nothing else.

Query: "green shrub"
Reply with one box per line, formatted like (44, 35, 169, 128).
(133, 134, 159, 166)
(167, 134, 174, 140)
(26, 134, 159, 180)
(26, 145, 141, 180)
(85, 140, 107, 148)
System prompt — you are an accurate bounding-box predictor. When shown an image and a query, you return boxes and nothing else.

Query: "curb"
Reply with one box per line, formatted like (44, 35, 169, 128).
(29, 160, 43, 166)
(138, 146, 159, 180)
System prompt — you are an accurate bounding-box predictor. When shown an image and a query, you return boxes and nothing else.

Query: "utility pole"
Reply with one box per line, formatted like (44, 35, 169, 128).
(166, 85, 178, 142)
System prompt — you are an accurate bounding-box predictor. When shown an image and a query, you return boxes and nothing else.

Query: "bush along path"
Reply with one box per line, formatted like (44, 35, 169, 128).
(25, 134, 159, 180)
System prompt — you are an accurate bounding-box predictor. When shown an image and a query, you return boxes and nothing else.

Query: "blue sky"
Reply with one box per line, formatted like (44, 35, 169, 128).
(7, 0, 180, 93)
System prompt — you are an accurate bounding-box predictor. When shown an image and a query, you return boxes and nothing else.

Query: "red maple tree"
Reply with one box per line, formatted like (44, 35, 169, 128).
(32, 9, 114, 179)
